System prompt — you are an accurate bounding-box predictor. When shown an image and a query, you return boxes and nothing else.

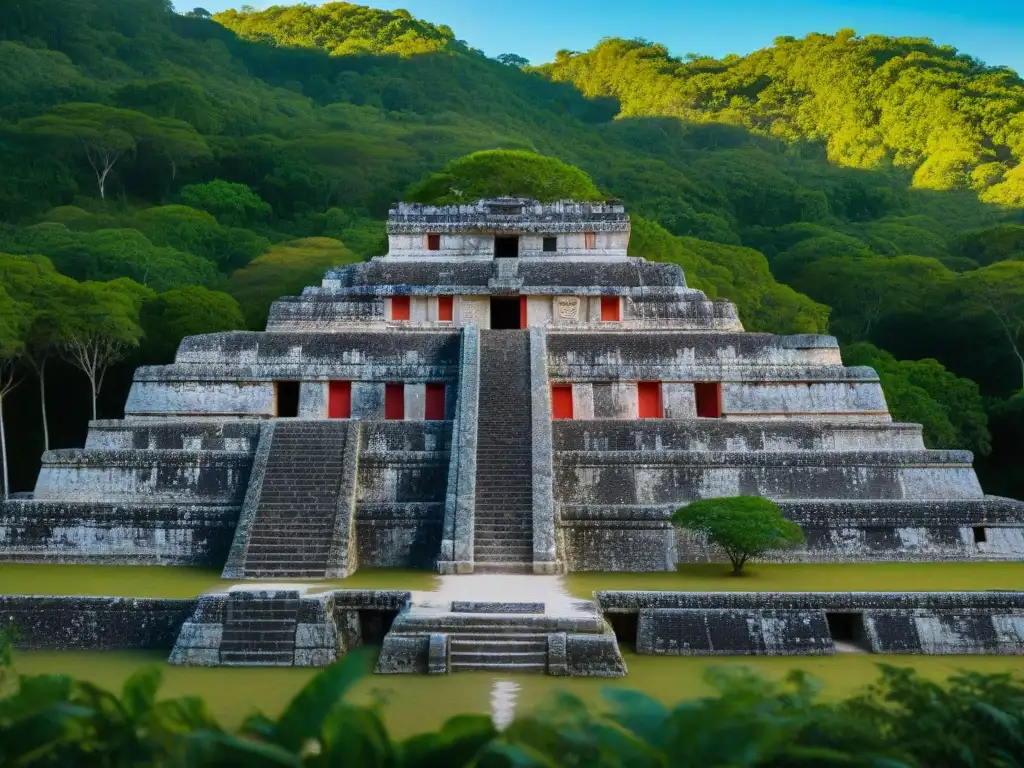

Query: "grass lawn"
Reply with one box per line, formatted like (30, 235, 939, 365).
(0, 562, 1021, 599)
(0, 564, 439, 598)
(564, 562, 1024, 598)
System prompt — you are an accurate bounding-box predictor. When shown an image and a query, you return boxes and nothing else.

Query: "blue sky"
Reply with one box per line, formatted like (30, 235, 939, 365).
(173, 0, 1024, 73)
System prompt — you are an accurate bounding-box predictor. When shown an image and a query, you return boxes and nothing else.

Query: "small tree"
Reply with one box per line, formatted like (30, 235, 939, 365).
(672, 496, 805, 575)
(61, 280, 148, 421)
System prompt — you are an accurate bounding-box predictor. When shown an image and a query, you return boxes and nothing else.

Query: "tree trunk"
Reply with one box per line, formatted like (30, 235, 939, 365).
(38, 359, 49, 452)
(89, 371, 98, 422)
(0, 395, 8, 502)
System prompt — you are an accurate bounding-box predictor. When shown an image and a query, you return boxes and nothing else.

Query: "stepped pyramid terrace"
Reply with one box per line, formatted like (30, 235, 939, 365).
(3, 198, 1024, 672)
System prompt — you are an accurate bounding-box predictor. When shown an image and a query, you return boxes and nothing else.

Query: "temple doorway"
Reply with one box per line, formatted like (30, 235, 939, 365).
(490, 297, 522, 329)
(494, 236, 519, 258)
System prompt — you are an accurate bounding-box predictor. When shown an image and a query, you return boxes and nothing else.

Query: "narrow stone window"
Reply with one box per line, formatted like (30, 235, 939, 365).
(426, 233, 441, 251)
(274, 381, 300, 418)
(391, 296, 410, 321)
(328, 381, 351, 419)
(638, 382, 663, 418)
(600, 296, 621, 322)
(384, 383, 404, 420)
(438, 296, 454, 322)
(973, 526, 987, 543)
(552, 385, 574, 419)
(695, 382, 722, 418)
(543, 236, 558, 252)
(425, 383, 446, 420)
(584, 231, 597, 249)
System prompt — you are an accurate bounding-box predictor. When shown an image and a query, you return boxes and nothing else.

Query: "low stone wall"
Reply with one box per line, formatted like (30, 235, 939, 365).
(0, 595, 195, 650)
(0, 500, 238, 564)
(596, 591, 1024, 656)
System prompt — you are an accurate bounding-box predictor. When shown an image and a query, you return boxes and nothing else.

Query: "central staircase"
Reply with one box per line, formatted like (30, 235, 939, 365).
(473, 330, 535, 572)
(242, 421, 354, 578)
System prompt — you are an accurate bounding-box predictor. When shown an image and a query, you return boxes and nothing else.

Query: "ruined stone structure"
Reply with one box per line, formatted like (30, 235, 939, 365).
(3, 197, 1024, 576)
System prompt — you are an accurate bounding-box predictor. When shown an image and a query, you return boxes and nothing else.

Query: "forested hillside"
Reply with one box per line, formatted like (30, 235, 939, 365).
(0, 0, 1021, 497)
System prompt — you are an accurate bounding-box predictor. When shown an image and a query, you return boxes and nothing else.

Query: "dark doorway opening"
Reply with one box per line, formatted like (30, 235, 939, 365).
(495, 236, 519, 258)
(826, 612, 868, 651)
(973, 526, 987, 543)
(359, 609, 399, 645)
(490, 297, 521, 329)
(275, 381, 300, 417)
(607, 612, 639, 650)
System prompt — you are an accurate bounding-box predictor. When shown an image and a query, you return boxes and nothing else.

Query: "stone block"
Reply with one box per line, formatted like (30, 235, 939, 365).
(294, 648, 337, 667)
(428, 633, 448, 674)
(375, 634, 430, 674)
(565, 632, 626, 676)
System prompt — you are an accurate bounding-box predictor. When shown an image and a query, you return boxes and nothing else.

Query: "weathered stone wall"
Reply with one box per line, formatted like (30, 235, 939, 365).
(597, 591, 1024, 655)
(0, 596, 195, 650)
(355, 421, 452, 568)
(126, 331, 461, 417)
(85, 418, 261, 452)
(552, 414, 1023, 569)
(34, 449, 252, 503)
(0, 500, 237, 564)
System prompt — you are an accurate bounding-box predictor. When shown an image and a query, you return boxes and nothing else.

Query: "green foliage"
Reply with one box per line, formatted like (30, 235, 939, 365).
(790, 255, 955, 341)
(954, 224, 1024, 266)
(140, 286, 245, 363)
(843, 343, 991, 454)
(628, 217, 830, 334)
(215, 2, 460, 57)
(541, 34, 1024, 193)
(0, 224, 222, 292)
(406, 150, 605, 204)
(180, 180, 272, 228)
(0, 0, 1022, 491)
(130, 205, 270, 271)
(5, 644, 1024, 766)
(671, 496, 805, 574)
(227, 237, 362, 328)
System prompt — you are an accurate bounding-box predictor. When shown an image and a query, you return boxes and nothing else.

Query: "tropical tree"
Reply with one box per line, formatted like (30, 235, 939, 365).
(0, 253, 78, 452)
(141, 286, 245, 363)
(957, 262, 1024, 390)
(672, 496, 805, 574)
(0, 286, 29, 500)
(61, 280, 149, 421)
(21, 103, 207, 199)
(180, 180, 271, 228)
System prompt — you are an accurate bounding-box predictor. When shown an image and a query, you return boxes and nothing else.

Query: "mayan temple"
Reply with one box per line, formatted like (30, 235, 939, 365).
(2, 197, 1024, 580)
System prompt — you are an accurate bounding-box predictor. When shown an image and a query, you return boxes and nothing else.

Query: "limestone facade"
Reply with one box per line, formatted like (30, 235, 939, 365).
(1, 197, 1022, 573)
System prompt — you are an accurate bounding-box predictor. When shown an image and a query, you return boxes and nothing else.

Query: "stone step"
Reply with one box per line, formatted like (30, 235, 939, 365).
(450, 651, 548, 664)
(450, 661, 546, 673)
(471, 561, 535, 574)
(450, 640, 548, 653)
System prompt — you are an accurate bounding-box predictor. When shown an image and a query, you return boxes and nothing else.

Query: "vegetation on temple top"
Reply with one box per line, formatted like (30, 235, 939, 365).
(672, 497, 806, 574)
(0, 0, 1021, 498)
(1, 630, 1023, 766)
(406, 150, 605, 205)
